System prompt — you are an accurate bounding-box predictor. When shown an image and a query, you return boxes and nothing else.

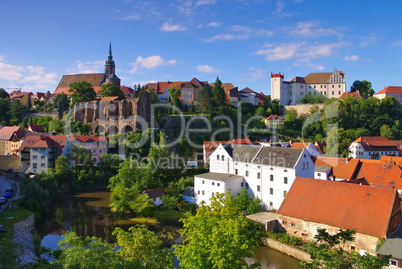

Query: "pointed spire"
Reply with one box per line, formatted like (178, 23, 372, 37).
(108, 41, 113, 60)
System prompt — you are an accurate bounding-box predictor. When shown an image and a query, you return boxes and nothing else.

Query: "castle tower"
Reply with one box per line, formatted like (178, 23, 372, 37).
(105, 42, 115, 77)
(271, 72, 286, 105)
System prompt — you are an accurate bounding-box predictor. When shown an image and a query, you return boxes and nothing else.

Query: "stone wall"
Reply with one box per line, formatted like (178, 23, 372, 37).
(0, 155, 20, 170)
(284, 103, 324, 115)
(261, 237, 311, 262)
(14, 214, 36, 265)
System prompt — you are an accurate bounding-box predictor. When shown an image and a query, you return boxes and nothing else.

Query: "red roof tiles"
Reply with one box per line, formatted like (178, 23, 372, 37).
(278, 177, 400, 238)
(375, 86, 402, 95)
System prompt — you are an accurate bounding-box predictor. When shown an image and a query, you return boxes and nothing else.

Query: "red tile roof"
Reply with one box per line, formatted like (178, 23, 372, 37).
(291, 142, 312, 149)
(265, 114, 283, 120)
(278, 177, 399, 238)
(233, 138, 252, 144)
(314, 156, 349, 167)
(332, 158, 361, 180)
(70, 136, 107, 143)
(353, 136, 398, 150)
(375, 86, 402, 95)
(0, 126, 26, 141)
(100, 96, 119, 102)
(27, 125, 45, 133)
(357, 161, 402, 189)
(339, 91, 361, 99)
(30, 136, 59, 149)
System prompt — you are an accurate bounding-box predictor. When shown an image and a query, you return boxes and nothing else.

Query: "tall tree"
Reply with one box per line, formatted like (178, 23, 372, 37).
(54, 93, 70, 120)
(100, 82, 125, 99)
(168, 86, 182, 109)
(212, 76, 226, 112)
(350, 80, 375, 96)
(68, 81, 96, 107)
(174, 191, 261, 269)
(9, 99, 25, 123)
(197, 85, 213, 113)
(0, 88, 9, 99)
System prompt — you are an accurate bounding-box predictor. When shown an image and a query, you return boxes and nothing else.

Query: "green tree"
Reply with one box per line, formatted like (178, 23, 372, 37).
(9, 99, 25, 123)
(0, 97, 10, 125)
(234, 189, 262, 214)
(299, 228, 388, 269)
(350, 80, 375, 96)
(54, 93, 70, 120)
(197, 85, 213, 113)
(174, 191, 261, 269)
(150, 89, 160, 104)
(212, 76, 226, 112)
(168, 86, 182, 109)
(0, 88, 9, 99)
(100, 82, 125, 99)
(69, 81, 96, 107)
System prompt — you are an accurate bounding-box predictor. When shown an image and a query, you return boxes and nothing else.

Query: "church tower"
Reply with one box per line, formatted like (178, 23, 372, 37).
(105, 42, 116, 77)
(104, 42, 121, 87)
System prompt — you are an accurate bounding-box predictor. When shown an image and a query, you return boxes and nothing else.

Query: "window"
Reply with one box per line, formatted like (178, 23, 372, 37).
(339, 85, 341, 88)
(202, 190, 205, 195)
(222, 155, 225, 161)
(302, 163, 305, 170)
(332, 85, 334, 88)
(284, 191, 288, 197)
(339, 91, 341, 95)
(320, 85, 323, 88)
(41, 156, 46, 160)
(324, 91, 326, 95)
(212, 182, 215, 186)
(284, 177, 288, 184)
(235, 169, 238, 175)
(257, 172, 261, 179)
(198, 190, 200, 194)
(324, 85, 326, 88)
(270, 188, 273, 195)
(291, 222, 295, 227)
(246, 171, 249, 176)
(257, 185, 260, 192)
(212, 192, 214, 197)
(390, 260, 398, 266)
(270, 175, 273, 181)
(351, 246, 356, 251)
(282, 220, 287, 225)
(241, 182, 244, 187)
(202, 180, 205, 184)
(246, 183, 249, 189)
(284, 169, 287, 172)
(306, 162, 309, 169)
(269, 202, 273, 206)
(217, 183, 220, 187)
(33, 163, 37, 169)
(33, 155, 37, 160)
(217, 155, 220, 160)
(41, 163, 45, 167)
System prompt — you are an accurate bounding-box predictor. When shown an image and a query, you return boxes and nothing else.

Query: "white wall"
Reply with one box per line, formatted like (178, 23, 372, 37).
(209, 144, 233, 174)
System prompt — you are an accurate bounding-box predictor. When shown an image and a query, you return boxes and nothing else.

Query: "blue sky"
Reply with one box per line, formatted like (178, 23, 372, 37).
(1, 0, 402, 95)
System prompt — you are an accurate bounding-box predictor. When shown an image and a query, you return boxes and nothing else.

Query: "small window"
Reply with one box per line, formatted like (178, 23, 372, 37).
(222, 155, 225, 161)
(270, 188, 273, 195)
(235, 169, 238, 175)
(212, 182, 215, 186)
(212, 192, 214, 197)
(284, 191, 288, 197)
(33, 155, 37, 160)
(282, 220, 287, 225)
(217, 155, 220, 160)
(33, 163, 37, 169)
(332, 91, 334, 95)
(217, 183, 220, 187)
(257, 185, 261, 192)
(246, 183, 249, 189)
(202, 190, 205, 195)
(202, 180, 205, 184)
(284, 169, 287, 172)
(284, 177, 288, 184)
(41, 163, 46, 167)
(270, 175, 274, 181)
(291, 222, 295, 227)
(241, 182, 244, 187)
(198, 190, 200, 195)
(246, 171, 249, 177)
(257, 172, 261, 179)
(351, 246, 356, 251)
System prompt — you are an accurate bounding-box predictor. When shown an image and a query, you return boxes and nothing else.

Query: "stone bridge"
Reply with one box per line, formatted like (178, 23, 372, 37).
(71, 90, 151, 134)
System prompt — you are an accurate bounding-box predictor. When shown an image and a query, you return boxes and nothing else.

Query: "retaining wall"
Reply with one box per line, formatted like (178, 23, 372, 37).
(261, 237, 311, 263)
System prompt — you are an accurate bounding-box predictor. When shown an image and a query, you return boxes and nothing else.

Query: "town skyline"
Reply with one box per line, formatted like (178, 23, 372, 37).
(1, 0, 402, 94)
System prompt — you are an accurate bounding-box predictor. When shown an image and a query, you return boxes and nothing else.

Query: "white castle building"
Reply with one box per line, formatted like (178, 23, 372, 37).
(271, 69, 346, 106)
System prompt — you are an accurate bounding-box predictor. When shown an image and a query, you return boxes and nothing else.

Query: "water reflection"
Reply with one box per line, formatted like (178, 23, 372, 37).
(39, 192, 301, 268)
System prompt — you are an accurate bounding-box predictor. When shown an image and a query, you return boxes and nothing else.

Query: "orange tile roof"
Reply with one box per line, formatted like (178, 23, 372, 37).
(233, 138, 252, 144)
(203, 141, 232, 150)
(70, 136, 107, 143)
(0, 126, 26, 141)
(375, 86, 402, 95)
(278, 177, 399, 238)
(291, 142, 312, 149)
(30, 136, 59, 149)
(265, 114, 283, 120)
(357, 161, 402, 189)
(100, 96, 119, 102)
(332, 158, 361, 180)
(314, 156, 348, 167)
(339, 91, 361, 99)
(353, 136, 397, 148)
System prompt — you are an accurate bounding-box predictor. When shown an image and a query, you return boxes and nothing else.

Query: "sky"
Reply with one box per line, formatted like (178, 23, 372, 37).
(1, 0, 402, 96)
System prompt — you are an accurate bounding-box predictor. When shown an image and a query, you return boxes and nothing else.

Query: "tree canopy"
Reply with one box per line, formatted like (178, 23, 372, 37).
(100, 82, 125, 99)
(212, 76, 227, 113)
(168, 86, 182, 109)
(174, 191, 261, 269)
(350, 80, 375, 96)
(68, 81, 96, 107)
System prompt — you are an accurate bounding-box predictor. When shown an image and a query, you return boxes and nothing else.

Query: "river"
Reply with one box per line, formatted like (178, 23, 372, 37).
(37, 192, 300, 268)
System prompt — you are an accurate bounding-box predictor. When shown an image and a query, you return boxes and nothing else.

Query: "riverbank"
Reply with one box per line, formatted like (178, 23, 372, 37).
(14, 214, 36, 265)
(261, 237, 311, 263)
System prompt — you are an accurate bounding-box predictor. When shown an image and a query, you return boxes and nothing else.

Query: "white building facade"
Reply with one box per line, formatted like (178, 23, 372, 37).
(271, 69, 346, 106)
(194, 144, 315, 210)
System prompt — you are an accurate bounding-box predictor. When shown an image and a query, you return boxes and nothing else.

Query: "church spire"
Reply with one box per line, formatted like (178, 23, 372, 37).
(108, 41, 113, 61)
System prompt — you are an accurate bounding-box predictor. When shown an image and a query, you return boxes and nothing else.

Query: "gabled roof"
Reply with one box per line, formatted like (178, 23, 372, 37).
(30, 136, 59, 149)
(239, 87, 257, 94)
(357, 161, 402, 189)
(232, 144, 262, 163)
(291, 142, 313, 149)
(195, 172, 243, 182)
(290, 77, 306, 84)
(278, 177, 399, 238)
(353, 136, 398, 150)
(304, 71, 344, 84)
(377, 238, 402, 259)
(339, 91, 361, 99)
(332, 158, 361, 180)
(27, 125, 45, 133)
(253, 147, 303, 168)
(70, 136, 107, 144)
(142, 188, 164, 198)
(265, 114, 283, 120)
(0, 126, 25, 141)
(120, 86, 134, 97)
(315, 156, 349, 167)
(375, 86, 402, 95)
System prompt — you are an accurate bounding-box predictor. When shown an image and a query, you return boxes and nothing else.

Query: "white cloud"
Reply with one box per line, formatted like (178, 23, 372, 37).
(161, 22, 186, 32)
(130, 55, 177, 73)
(196, 0, 216, 5)
(246, 67, 266, 81)
(0, 62, 24, 81)
(284, 21, 343, 38)
(254, 41, 348, 62)
(196, 65, 221, 74)
(344, 55, 359, 61)
(66, 60, 104, 74)
(273, 1, 285, 14)
(255, 43, 304, 61)
(204, 25, 273, 42)
(198, 21, 221, 28)
(122, 14, 142, 20)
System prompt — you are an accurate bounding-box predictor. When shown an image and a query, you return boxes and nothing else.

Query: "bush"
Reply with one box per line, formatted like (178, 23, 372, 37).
(266, 230, 302, 246)
(162, 195, 179, 210)
(177, 200, 196, 215)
